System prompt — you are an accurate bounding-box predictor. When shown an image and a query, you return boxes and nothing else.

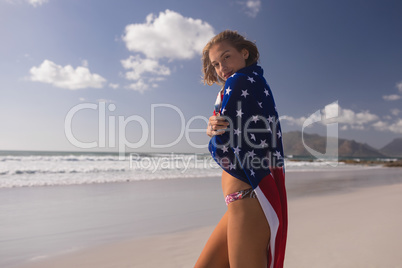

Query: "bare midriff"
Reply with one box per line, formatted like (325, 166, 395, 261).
(221, 170, 252, 198)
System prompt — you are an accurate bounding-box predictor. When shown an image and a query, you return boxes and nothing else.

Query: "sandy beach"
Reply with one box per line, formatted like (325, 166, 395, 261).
(3, 167, 402, 268)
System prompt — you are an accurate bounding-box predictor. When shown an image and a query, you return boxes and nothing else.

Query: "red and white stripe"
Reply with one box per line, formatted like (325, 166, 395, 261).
(254, 167, 288, 268)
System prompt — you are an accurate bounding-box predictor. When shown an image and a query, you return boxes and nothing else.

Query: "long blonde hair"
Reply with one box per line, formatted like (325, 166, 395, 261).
(202, 30, 260, 86)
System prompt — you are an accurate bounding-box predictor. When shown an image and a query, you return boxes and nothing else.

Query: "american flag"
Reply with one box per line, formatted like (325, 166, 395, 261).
(209, 63, 288, 268)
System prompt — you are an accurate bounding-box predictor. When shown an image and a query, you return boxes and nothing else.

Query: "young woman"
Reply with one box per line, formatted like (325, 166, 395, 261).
(195, 30, 288, 268)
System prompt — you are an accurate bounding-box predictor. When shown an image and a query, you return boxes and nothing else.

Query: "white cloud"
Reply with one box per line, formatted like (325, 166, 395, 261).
(121, 10, 214, 93)
(323, 104, 402, 134)
(391, 108, 401, 116)
(29, 60, 106, 90)
(148, 77, 166, 83)
(109, 83, 119, 89)
(96, 98, 114, 104)
(81, 59, 89, 67)
(121, 55, 170, 81)
(122, 9, 215, 60)
(383, 94, 401, 101)
(241, 0, 262, 18)
(28, 0, 48, 7)
(372, 121, 387, 130)
(389, 119, 402, 134)
(373, 119, 402, 134)
(6, 0, 48, 7)
(323, 102, 339, 121)
(353, 110, 379, 125)
(280, 115, 307, 126)
(126, 79, 156, 94)
(281, 103, 379, 131)
(396, 81, 402, 93)
(323, 103, 379, 127)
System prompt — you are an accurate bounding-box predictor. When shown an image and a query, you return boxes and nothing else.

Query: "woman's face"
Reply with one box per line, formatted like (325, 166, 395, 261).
(209, 41, 249, 81)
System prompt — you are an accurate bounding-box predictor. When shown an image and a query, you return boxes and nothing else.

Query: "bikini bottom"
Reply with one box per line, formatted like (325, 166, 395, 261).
(225, 188, 257, 206)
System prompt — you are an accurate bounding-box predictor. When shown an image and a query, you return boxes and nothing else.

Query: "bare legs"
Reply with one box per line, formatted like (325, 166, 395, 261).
(227, 198, 270, 268)
(194, 211, 230, 268)
(195, 171, 270, 268)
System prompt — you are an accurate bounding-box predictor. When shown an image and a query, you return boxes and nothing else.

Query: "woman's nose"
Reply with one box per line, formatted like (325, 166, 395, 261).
(220, 63, 227, 73)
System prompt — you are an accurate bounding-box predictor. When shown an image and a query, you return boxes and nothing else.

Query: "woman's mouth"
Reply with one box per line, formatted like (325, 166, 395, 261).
(223, 72, 233, 79)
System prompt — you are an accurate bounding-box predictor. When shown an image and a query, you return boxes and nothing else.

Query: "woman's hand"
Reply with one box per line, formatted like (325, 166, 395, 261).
(207, 115, 229, 137)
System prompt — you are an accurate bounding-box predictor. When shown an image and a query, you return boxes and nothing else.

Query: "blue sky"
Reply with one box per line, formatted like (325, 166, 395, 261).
(1, 0, 401, 153)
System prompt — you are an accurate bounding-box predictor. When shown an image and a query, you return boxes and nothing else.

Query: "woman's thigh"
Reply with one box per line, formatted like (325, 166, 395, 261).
(194, 211, 230, 268)
(227, 198, 270, 268)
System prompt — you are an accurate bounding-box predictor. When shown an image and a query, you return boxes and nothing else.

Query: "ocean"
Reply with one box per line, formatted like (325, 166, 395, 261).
(0, 150, 390, 188)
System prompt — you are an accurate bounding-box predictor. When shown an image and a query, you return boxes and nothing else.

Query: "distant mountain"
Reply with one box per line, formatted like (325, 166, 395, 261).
(338, 139, 384, 157)
(283, 131, 323, 157)
(282, 131, 387, 158)
(380, 138, 402, 157)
